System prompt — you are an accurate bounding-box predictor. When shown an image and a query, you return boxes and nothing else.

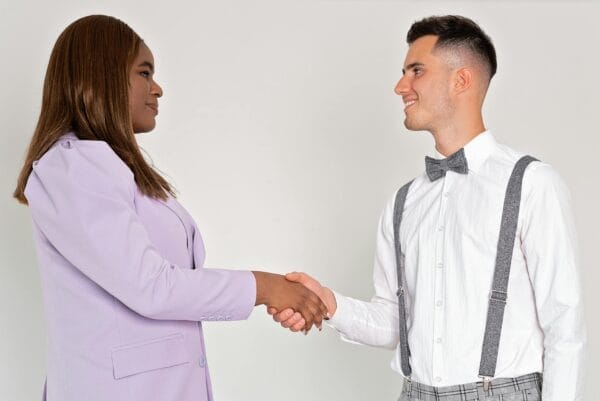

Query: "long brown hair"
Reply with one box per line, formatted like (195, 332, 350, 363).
(14, 15, 174, 204)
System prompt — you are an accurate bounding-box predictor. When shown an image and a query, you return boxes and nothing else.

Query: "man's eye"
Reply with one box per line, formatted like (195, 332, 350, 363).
(414, 68, 422, 76)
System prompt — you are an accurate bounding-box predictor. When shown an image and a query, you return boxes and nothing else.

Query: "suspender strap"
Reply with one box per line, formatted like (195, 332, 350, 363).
(478, 155, 538, 379)
(393, 179, 414, 377)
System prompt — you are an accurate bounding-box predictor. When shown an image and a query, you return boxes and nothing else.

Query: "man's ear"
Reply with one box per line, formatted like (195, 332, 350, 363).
(453, 67, 473, 94)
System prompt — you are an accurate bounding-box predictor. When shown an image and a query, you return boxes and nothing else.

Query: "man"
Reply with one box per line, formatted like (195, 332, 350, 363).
(270, 15, 585, 401)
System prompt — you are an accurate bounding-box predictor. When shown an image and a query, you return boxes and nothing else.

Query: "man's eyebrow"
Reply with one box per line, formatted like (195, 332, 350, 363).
(402, 62, 424, 75)
(138, 61, 154, 72)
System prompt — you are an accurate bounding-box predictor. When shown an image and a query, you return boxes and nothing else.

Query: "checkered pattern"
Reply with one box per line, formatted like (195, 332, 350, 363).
(399, 372, 542, 401)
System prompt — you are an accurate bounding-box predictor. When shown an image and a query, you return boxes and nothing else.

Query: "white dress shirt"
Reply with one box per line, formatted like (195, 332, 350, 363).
(328, 131, 586, 401)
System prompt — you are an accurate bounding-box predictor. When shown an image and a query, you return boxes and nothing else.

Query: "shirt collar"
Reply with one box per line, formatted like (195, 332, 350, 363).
(431, 130, 496, 174)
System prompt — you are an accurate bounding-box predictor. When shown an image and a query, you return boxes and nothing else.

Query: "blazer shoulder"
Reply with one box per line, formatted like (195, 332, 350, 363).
(40, 135, 133, 181)
(26, 135, 136, 203)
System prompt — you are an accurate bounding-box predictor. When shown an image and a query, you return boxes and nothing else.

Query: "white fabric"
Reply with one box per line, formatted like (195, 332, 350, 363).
(328, 131, 586, 401)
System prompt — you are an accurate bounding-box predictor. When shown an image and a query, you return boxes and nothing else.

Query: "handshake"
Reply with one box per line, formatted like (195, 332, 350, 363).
(253, 271, 337, 333)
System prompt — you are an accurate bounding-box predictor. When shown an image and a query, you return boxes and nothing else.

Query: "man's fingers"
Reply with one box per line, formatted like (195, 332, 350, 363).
(281, 312, 302, 329)
(285, 272, 301, 282)
(291, 319, 305, 332)
(273, 308, 294, 322)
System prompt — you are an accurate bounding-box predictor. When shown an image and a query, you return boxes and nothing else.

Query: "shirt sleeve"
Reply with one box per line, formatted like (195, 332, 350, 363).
(24, 139, 256, 321)
(519, 162, 586, 401)
(327, 195, 400, 350)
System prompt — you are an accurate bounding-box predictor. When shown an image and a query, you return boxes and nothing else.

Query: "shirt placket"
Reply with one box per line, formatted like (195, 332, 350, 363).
(432, 175, 450, 385)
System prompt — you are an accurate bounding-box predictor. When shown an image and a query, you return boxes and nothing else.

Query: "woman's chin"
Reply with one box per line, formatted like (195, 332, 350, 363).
(133, 121, 157, 134)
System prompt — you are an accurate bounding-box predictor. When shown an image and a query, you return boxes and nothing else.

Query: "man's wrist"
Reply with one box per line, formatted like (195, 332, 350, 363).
(323, 287, 337, 318)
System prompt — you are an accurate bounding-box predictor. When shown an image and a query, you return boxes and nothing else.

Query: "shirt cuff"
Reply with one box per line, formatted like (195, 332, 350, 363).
(326, 290, 355, 333)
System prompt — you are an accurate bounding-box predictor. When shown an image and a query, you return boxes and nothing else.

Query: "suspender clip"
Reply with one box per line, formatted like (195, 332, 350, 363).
(480, 376, 492, 391)
(490, 290, 507, 303)
(396, 287, 404, 297)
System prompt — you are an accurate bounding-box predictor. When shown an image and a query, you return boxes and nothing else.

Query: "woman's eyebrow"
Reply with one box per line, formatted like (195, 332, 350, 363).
(138, 61, 154, 72)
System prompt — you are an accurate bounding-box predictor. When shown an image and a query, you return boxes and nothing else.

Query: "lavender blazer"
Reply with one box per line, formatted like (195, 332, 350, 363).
(25, 133, 256, 401)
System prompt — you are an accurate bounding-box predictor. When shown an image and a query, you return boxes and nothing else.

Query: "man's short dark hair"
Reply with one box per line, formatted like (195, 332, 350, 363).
(407, 15, 497, 80)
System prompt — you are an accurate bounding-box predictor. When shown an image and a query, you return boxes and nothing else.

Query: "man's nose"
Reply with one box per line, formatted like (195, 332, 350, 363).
(394, 75, 409, 95)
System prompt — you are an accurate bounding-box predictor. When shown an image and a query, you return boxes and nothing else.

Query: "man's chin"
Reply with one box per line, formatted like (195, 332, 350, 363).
(403, 119, 421, 131)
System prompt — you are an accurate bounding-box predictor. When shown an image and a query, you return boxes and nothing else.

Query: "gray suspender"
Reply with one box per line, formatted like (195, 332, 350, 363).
(393, 179, 415, 377)
(477, 155, 538, 385)
(393, 155, 538, 383)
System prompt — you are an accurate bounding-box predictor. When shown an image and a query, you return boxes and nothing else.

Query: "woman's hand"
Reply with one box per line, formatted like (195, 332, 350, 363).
(252, 271, 328, 332)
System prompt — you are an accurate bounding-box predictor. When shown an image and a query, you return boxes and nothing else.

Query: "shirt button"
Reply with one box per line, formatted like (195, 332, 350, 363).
(436, 300, 442, 307)
(199, 356, 206, 367)
(436, 337, 442, 343)
(435, 377, 442, 383)
(438, 226, 445, 231)
(444, 192, 450, 197)
(61, 140, 72, 149)
(436, 262, 443, 268)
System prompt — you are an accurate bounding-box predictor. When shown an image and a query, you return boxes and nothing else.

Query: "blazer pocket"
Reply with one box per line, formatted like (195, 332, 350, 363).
(111, 333, 190, 379)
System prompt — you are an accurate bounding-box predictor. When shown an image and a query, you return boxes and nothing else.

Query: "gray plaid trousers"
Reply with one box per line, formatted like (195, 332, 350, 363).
(398, 372, 542, 401)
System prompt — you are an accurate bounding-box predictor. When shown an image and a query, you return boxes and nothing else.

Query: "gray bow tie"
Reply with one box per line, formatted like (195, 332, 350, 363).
(425, 148, 469, 181)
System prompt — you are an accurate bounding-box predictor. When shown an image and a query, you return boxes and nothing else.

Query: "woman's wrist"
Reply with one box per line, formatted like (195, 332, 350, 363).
(252, 271, 277, 306)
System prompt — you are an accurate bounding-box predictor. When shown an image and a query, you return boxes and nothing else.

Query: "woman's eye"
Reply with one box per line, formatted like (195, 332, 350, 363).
(140, 71, 150, 78)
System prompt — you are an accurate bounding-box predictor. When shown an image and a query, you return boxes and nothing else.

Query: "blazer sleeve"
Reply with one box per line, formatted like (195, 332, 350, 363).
(24, 139, 256, 321)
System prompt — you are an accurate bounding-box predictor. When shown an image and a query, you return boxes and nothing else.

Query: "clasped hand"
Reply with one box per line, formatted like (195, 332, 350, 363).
(266, 272, 337, 333)
(253, 271, 328, 332)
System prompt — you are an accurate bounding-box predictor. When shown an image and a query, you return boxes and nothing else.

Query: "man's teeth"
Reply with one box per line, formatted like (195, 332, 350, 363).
(405, 100, 416, 107)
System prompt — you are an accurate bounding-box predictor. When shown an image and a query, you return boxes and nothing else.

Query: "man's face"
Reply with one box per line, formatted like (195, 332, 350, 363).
(129, 43, 163, 134)
(394, 35, 454, 133)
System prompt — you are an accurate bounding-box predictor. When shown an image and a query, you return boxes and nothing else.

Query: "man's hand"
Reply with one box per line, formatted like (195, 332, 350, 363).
(252, 271, 328, 332)
(267, 272, 337, 333)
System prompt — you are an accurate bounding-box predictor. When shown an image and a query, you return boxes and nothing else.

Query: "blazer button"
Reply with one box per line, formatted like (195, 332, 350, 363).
(199, 356, 206, 368)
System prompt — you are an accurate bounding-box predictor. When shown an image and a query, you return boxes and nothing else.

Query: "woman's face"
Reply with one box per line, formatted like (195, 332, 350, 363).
(129, 43, 163, 133)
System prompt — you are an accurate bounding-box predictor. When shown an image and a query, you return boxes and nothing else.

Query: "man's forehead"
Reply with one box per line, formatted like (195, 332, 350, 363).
(403, 35, 439, 66)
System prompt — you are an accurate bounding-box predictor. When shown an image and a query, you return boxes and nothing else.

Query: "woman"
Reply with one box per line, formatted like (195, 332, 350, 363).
(13, 15, 326, 401)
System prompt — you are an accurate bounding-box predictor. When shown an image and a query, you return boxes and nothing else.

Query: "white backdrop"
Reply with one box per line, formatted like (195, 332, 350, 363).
(1, 1, 598, 400)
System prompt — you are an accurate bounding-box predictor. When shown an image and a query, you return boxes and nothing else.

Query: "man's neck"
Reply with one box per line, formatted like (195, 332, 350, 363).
(431, 117, 486, 157)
